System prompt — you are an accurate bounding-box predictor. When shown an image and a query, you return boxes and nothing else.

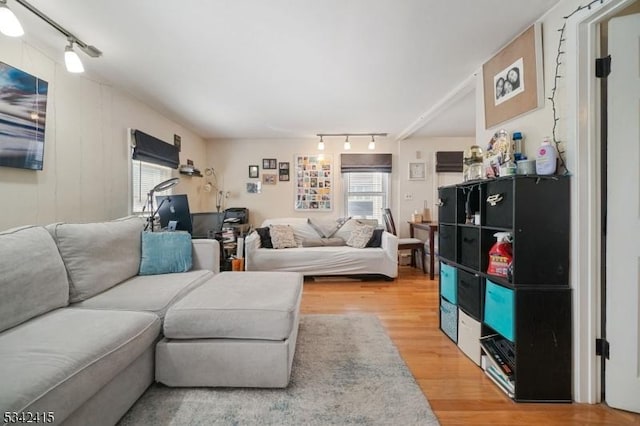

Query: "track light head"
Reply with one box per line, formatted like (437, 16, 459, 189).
(368, 135, 376, 150)
(344, 135, 351, 150)
(317, 135, 325, 150)
(0, 0, 24, 37)
(64, 40, 84, 73)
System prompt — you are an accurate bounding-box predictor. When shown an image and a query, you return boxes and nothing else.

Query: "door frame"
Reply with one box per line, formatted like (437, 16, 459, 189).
(565, 0, 636, 403)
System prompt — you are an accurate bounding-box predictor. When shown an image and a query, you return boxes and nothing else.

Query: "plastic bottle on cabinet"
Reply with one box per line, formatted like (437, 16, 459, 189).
(535, 137, 557, 175)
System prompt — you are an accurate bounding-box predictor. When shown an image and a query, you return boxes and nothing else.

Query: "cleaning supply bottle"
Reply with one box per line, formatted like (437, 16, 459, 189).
(535, 137, 557, 175)
(487, 232, 513, 279)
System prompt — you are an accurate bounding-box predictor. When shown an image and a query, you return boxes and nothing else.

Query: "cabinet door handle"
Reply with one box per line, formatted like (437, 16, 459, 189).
(486, 194, 504, 206)
(462, 237, 475, 243)
(437, 198, 445, 207)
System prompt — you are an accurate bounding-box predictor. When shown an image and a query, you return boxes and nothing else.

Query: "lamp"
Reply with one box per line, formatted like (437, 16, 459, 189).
(0, 0, 24, 37)
(317, 135, 325, 150)
(64, 40, 84, 73)
(1, 0, 102, 73)
(343, 135, 351, 150)
(368, 135, 376, 150)
(144, 177, 179, 231)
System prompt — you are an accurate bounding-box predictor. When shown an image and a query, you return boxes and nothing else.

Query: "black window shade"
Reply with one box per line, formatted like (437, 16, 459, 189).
(435, 151, 463, 173)
(132, 130, 179, 169)
(340, 153, 392, 173)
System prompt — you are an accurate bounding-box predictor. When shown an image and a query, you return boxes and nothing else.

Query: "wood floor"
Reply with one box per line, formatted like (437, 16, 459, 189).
(300, 267, 640, 425)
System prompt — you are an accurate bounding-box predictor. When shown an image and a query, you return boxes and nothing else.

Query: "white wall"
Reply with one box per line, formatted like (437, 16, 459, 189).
(204, 136, 399, 227)
(397, 137, 471, 236)
(0, 38, 208, 230)
(475, 0, 586, 171)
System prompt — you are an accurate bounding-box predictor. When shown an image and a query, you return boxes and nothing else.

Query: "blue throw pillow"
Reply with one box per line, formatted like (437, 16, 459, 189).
(139, 231, 192, 275)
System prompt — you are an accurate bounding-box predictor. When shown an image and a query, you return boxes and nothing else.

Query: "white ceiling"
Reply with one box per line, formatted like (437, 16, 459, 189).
(11, 0, 560, 140)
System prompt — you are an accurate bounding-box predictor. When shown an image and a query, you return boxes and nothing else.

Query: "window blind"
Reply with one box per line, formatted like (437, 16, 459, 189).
(435, 151, 463, 173)
(132, 130, 179, 169)
(131, 160, 173, 213)
(340, 153, 392, 173)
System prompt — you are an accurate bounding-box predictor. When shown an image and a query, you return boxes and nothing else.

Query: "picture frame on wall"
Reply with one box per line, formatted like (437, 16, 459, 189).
(408, 162, 426, 180)
(263, 158, 277, 169)
(248, 165, 259, 178)
(482, 22, 543, 128)
(262, 173, 276, 185)
(294, 154, 332, 211)
(279, 162, 290, 181)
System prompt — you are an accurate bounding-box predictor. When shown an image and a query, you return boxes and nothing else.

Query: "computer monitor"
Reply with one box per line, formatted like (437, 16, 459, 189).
(191, 212, 222, 239)
(155, 194, 193, 234)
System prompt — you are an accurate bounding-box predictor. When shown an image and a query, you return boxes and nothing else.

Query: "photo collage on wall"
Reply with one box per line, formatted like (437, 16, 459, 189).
(294, 154, 332, 211)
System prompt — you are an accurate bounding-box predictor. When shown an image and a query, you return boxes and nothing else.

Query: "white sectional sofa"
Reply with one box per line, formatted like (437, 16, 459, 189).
(245, 217, 399, 279)
(0, 217, 219, 426)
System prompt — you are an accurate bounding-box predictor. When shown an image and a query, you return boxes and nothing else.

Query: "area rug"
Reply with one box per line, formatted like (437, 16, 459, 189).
(118, 314, 439, 425)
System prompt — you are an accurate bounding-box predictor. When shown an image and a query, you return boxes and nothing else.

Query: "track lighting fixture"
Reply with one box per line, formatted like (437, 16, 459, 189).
(0, 0, 102, 73)
(64, 39, 84, 73)
(344, 136, 351, 150)
(316, 133, 387, 151)
(317, 135, 325, 151)
(0, 0, 23, 37)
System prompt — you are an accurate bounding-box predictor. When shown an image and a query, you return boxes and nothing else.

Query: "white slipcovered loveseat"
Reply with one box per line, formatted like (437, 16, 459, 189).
(245, 218, 398, 279)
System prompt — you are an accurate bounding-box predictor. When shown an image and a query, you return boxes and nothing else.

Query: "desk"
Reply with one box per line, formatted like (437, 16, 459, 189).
(408, 222, 438, 280)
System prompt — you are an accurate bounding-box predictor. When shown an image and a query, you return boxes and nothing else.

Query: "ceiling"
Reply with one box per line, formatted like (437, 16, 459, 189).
(10, 0, 560, 140)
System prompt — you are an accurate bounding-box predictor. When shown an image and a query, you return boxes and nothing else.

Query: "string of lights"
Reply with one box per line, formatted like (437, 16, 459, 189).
(549, 0, 606, 175)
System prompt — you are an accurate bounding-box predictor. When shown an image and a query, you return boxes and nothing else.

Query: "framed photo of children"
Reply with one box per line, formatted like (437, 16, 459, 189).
(294, 154, 332, 211)
(482, 22, 543, 128)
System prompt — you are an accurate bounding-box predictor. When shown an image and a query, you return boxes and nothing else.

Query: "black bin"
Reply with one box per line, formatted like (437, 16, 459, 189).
(459, 227, 480, 270)
(438, 187, 462, 224)
(457, 270, 483, 321)
(485, 179, 513, 228)
(438, 224, 456, 261)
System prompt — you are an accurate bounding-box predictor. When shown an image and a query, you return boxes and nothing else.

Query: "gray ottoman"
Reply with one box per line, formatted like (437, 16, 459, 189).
(155, 271, 303, 388)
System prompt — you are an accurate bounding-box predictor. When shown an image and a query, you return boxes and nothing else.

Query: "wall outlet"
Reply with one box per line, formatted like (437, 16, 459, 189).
(404, 193, 413, 201)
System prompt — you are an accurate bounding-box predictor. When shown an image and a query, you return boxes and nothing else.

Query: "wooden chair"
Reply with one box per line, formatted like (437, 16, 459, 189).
(382, 208, 426, 273)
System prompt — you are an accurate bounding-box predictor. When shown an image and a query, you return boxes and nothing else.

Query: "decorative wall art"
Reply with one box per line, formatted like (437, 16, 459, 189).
(483, 23, 544, 128)
(279, 161, 290, 181)
(408, 162, 426, 180)
(0, 62, 49, 171)
(262, 173, 276, 185)
(262, 158, 277, 169)
(248, 165, 259, 178)
(246, 181, 261, 194)
(294, 154, 332, 211)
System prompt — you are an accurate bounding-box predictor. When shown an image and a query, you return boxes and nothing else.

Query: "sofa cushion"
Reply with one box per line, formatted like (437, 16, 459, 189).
(71, 270, 213, 319)
(50, 217, 144, 303)
(139, 231, 192, 275)
(346, 223, 375, 248)
(366, 229, 384, 248)
(270, 224, 297, 249)
(0, 308, 160, 420)
(301, 237, 346, 247)
(164, 271, 303, 340)
(0, 226, 69, 333)
(262, 218, 318, 245)
(255, 227, 273, 248)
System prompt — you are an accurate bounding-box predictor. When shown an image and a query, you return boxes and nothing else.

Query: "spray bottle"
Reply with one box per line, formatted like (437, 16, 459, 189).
(487, 232, 513, 279)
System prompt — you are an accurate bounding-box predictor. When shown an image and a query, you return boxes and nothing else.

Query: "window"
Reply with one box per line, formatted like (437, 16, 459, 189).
(131, 160, 173, 213)
(343, 172, 389, 224)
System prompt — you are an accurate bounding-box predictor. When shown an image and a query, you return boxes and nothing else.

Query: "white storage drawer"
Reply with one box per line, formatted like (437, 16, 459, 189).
(457, 309, 482, 366)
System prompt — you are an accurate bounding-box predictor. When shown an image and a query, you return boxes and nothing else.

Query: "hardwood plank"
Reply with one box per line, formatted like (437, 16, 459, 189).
(300, 267, 640, 425)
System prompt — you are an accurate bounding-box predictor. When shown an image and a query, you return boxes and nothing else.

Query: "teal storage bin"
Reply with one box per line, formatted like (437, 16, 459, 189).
(440, 297, 458, 342)
(484, 280, 515, 342)
(440, 262, 457, 304)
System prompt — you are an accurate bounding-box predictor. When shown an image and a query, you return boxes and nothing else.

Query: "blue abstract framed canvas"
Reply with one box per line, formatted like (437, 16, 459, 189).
(0, 62, 49, 170)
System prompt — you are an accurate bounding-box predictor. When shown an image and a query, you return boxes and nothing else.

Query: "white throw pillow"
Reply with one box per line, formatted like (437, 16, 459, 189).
(346, 223, 375, 248)
(269, 224, 297, 249)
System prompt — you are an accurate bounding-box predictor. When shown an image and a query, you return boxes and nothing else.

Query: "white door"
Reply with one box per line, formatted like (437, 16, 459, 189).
(606, 12, 640, 413)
